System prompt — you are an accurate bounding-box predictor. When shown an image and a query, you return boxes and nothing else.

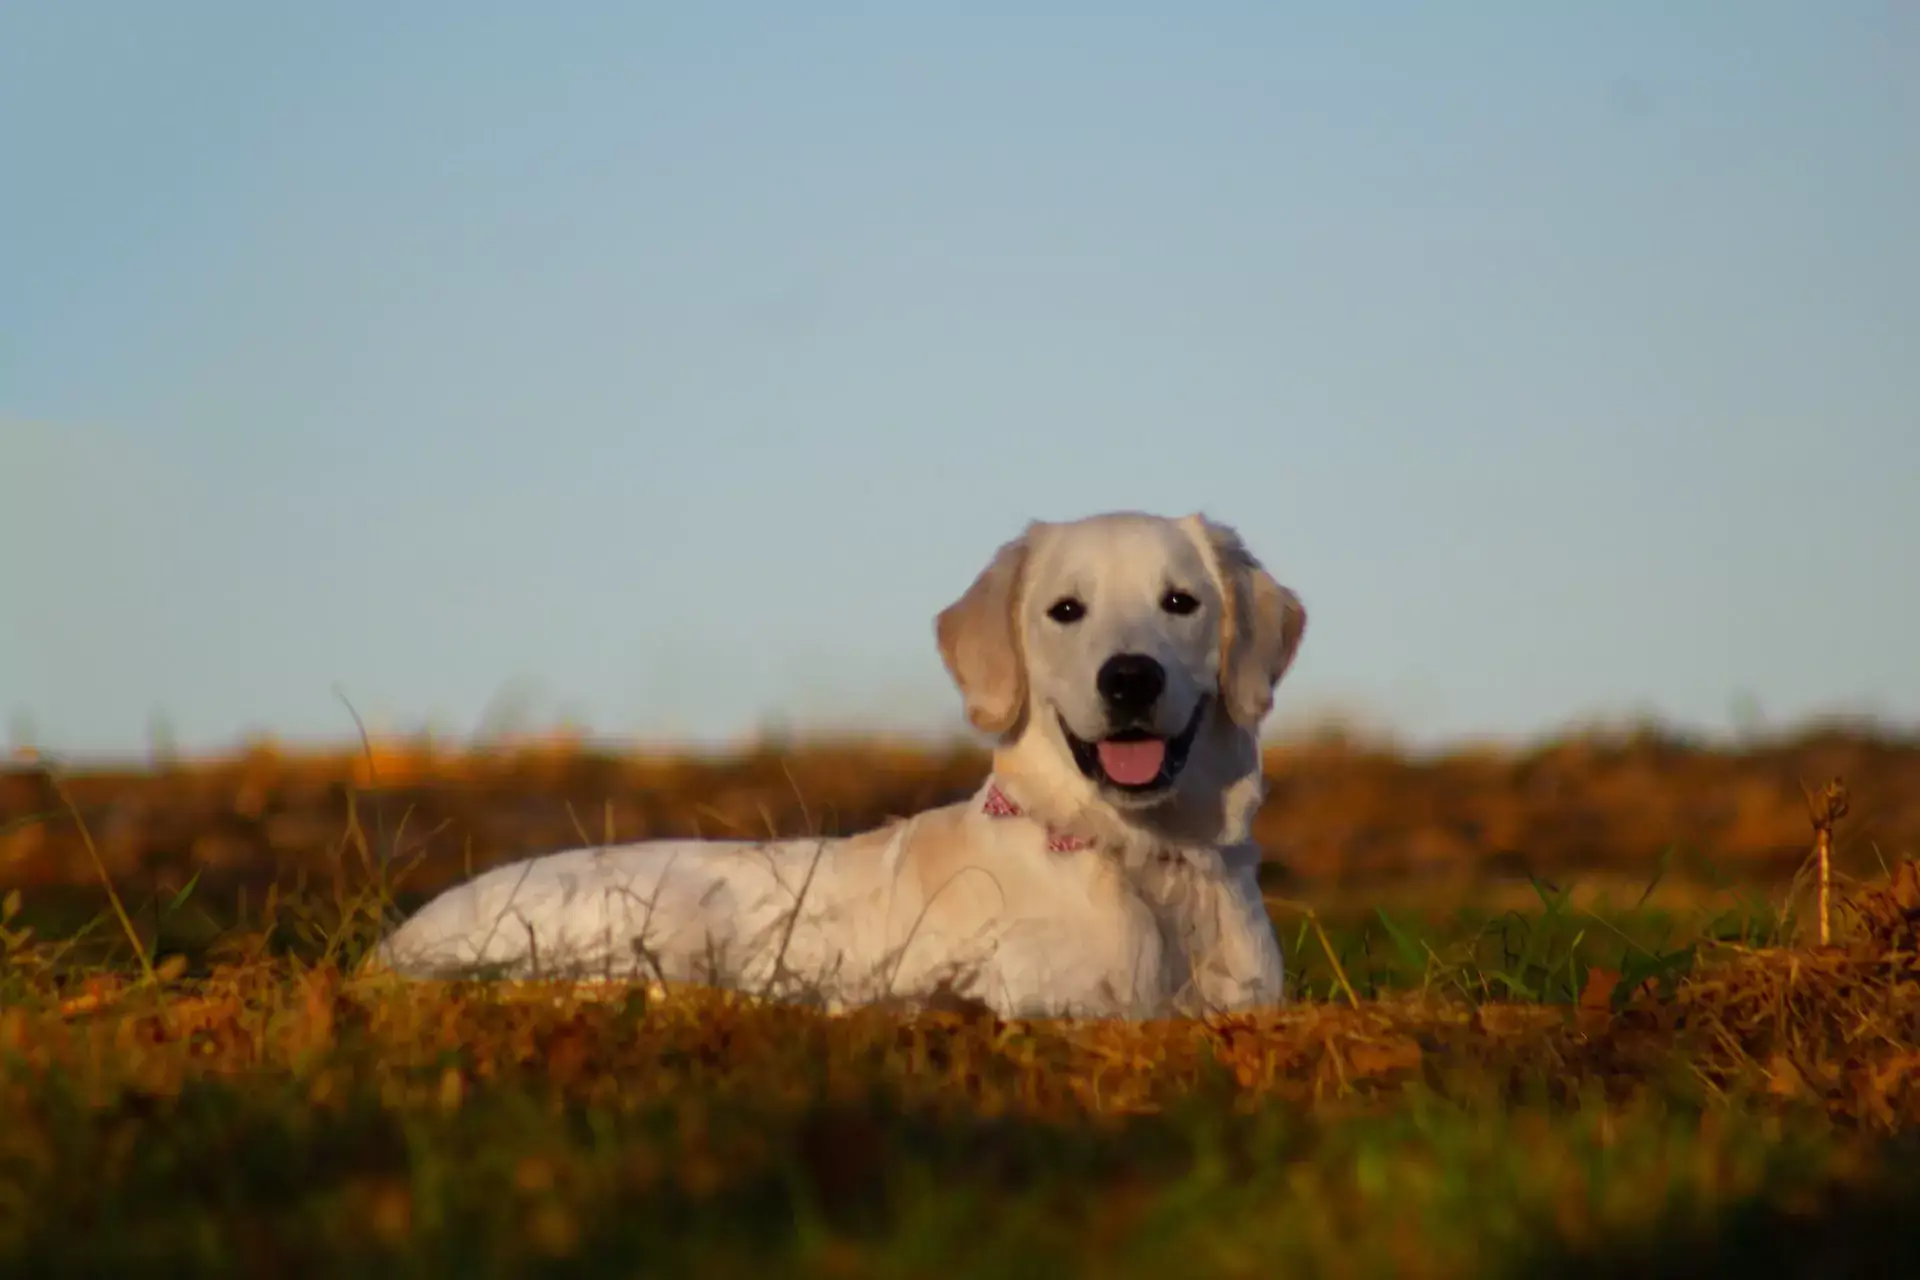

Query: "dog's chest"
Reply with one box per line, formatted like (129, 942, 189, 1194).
(1023, 845, 1225, 993)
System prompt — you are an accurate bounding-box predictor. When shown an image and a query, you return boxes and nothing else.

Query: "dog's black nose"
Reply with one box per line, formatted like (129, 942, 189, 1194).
(1096, 653, 1166, 717)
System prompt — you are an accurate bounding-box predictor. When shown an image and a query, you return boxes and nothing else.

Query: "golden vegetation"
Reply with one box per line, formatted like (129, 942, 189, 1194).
(3, 731, 1919, 1273)
(5, 726, 1916, 897)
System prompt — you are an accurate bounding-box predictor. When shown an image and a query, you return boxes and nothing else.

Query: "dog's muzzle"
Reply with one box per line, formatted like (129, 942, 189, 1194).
(1059, 696, 1209, 796)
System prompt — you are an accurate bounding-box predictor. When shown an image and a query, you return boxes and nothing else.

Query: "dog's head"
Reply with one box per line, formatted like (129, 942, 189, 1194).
(935, 511, 1306, 851)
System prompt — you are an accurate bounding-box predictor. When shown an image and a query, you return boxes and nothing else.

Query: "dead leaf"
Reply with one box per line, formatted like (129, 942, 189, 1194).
(1579, 967, 1621, 1010)
(1765, 1052, 1804, 1098)
(1346, 1037, 1423, 1078)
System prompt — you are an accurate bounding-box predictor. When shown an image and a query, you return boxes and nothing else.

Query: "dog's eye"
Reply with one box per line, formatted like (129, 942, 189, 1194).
(1160, 589, 1200, 616)
(1046, 597, 1086, 625)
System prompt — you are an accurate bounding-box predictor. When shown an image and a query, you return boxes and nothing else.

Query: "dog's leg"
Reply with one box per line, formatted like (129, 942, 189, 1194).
(1171, 848, 1286, 1013)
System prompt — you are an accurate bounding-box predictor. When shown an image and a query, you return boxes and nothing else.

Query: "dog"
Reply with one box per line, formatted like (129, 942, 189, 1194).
(372, 511, 1306, 1019)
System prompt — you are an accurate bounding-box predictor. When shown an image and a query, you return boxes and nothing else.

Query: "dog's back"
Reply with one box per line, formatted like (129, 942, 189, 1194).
(372, 788, 1194, 1016)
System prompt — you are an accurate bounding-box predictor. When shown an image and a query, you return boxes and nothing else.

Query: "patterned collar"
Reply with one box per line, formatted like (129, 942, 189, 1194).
(980, 780, 1093, 852)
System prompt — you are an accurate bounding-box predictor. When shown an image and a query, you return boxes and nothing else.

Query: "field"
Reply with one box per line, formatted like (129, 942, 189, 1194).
(5, 728, 1920, 1276)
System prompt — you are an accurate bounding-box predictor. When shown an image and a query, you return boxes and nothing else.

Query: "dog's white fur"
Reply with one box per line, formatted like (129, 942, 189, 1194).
(373, 512, 1306, 1019)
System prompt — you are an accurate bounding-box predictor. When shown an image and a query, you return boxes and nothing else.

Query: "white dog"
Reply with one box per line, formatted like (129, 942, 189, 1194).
(373, 511, 1306, 1019)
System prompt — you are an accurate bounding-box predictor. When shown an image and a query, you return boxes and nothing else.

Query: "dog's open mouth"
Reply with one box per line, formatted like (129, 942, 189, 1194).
(1061, 698, 1208, 794)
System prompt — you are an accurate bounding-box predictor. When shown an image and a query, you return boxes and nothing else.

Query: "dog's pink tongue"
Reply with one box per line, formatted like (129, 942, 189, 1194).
(1097, 738, 1166, 786)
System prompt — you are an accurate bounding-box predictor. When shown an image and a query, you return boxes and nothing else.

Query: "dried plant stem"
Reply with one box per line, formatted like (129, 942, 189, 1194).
(1268, 897, 1362, 1008)
(1818, 834, 1830, 946)
(1806, 778, 1850, 947)
(47, 769, 161, 989)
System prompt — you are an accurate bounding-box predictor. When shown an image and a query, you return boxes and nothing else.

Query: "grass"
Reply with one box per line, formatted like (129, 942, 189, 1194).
(3, 750, 1920, 1276)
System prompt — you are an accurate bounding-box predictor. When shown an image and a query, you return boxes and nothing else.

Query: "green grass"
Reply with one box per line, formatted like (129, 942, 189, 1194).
(4, 1051, 1903, 1279)
(1287, 884, 1791, 1007)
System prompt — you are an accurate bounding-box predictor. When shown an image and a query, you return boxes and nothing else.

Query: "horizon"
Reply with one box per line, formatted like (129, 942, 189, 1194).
(5, 5, 1917, 757)
(11, 702, 1913, 772)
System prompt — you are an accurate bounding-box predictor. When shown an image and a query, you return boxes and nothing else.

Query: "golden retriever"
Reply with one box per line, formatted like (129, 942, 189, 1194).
(374, 511, 1306, 1018)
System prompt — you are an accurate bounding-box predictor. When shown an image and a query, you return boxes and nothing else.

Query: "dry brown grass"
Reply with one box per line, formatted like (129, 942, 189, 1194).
(4, 726, 1917, 901)
(2, 860, 1915, 1124)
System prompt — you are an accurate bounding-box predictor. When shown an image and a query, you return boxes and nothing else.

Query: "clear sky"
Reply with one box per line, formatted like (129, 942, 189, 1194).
(3, 3, 1916, 758)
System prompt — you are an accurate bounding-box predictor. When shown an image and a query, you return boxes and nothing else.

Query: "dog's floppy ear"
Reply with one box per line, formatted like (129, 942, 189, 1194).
(935, 531, 1031, 737)
(1188, 515, 1306, 728)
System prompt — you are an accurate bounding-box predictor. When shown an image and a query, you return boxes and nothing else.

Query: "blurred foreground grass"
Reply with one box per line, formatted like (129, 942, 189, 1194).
(5, 741, 1920, 1276)
(7, 866, 1920, 1276)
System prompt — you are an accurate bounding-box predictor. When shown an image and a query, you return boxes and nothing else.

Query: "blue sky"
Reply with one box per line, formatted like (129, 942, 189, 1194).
(3, 3, 1916, 757)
